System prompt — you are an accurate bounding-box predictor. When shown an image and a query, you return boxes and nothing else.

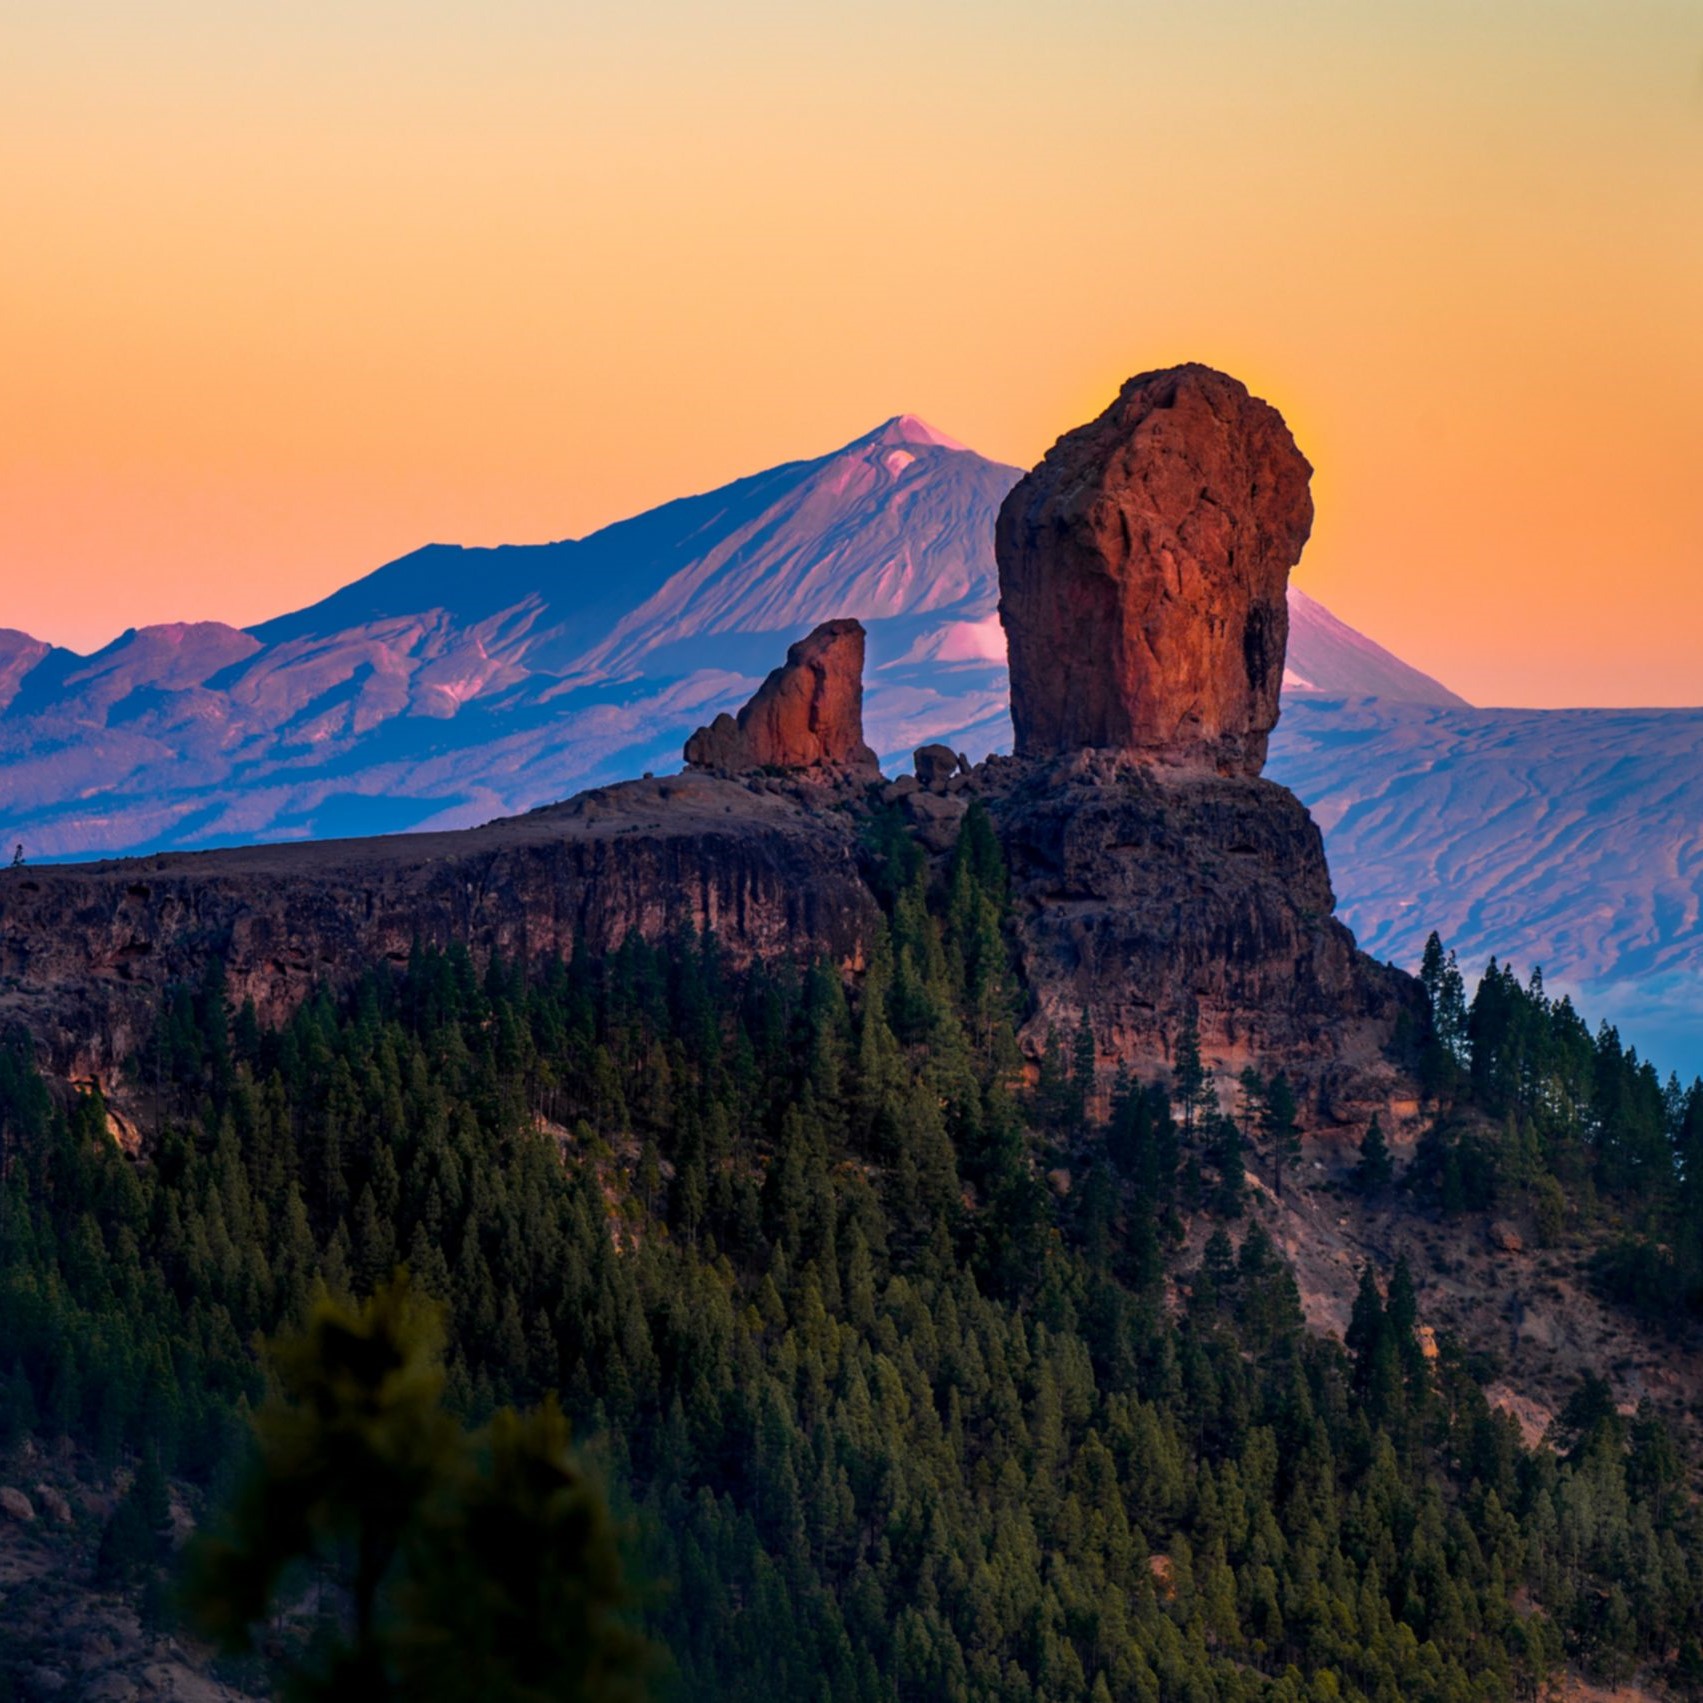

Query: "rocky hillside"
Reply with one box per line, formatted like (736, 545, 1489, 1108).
(2, 367, 1419, 1138)
(4, 367, 1697, 1703)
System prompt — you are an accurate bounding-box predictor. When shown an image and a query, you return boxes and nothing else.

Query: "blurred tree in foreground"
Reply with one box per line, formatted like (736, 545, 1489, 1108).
(183, 1277, 648, 1703)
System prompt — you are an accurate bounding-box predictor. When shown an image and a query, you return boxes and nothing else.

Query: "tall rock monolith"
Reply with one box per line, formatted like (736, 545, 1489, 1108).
(996, 363, 1313, 775)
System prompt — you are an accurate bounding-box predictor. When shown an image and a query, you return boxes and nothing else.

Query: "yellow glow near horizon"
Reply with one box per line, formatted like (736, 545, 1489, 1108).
(2, 0, 1700, 706)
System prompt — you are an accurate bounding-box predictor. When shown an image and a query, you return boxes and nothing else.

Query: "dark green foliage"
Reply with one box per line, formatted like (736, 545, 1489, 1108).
(1170, 1008, 1214, 1141)
(184, 1279, 646, 1702)
(96, 1446, 173, 1586)
(1208, 1115, 1246, 1218)
(1353, 1115, 1394, 1195)
(1418, 932, 1468, 1098)
(4, 849, 1703, 1698)
(1253, 1072, 1301, 1200)
(1412, 939, 1703, 1321)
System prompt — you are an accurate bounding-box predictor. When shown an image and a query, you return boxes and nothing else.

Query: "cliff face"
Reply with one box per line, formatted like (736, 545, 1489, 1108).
(983, 751, 1420, 1117)
(0, 775, 878, 1082)
(997, 364, 1313, 776)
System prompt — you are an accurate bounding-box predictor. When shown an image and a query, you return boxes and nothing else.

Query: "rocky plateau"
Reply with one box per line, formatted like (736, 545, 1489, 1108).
(0, 777, 877, 1091)
(0, 364, 1420, 1137)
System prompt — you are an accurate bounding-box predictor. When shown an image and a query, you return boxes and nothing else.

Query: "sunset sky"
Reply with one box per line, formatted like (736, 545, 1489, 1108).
(3, 0, 1699, 707)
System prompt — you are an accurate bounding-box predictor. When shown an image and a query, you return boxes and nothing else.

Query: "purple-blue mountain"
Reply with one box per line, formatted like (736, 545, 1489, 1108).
(2, 417, 1698, 1071)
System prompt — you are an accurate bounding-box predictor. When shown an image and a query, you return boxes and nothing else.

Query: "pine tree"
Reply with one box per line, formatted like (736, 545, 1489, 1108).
(1071, 1015, 1098, 1135)
(1354, 1114, 1395, 1194)
(183, 1279, 647, 1701)
(1210, 1116, 1245, 1217)
(1260, 1072, 1302, 1199)
(1345, 1265, 1385, 1387)
(1171, 1010, 1215, 1140)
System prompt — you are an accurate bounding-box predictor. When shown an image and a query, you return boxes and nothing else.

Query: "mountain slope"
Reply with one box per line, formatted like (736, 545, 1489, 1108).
(2, 422, 1698, 1071)
(0, 419, 1020, 857)
(1266, 697, 1703, 1073)
(1284, 588, 1468, 707)
(0, 419, 1460, 862)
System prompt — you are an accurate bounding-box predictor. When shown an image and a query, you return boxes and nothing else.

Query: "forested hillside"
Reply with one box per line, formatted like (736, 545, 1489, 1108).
(4, 809, 1703, 1699)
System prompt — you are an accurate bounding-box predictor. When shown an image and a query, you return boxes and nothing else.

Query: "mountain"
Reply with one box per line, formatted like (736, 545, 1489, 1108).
(0, 418, 1017, 858)
(1282, 588, 1468, 707)
(7, 367, 1700, 1701)
(2, 419, 1698, 1070)
(0, 419, 1459, 866)
(1268, 697, 1703, 1073)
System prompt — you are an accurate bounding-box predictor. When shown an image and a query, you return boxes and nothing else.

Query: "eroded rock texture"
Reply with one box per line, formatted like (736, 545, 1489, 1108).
(0, 776, 878, 1083)
(684, 619, 881, 779)
(982, 752, 1422, 1124)
(996, 364, 1313, 775)
(1, 376, 1420, 1139)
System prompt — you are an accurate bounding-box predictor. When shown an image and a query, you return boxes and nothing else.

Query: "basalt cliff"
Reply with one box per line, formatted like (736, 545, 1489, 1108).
(0, 781, 878, 1088)
(0, 366, 1420, 1127)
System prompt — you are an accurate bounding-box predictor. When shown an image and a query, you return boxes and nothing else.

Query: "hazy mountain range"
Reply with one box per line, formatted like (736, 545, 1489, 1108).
(2, 416, 1697, 1070)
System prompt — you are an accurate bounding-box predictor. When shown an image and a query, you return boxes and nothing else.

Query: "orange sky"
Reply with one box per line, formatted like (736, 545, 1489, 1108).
(2, 1, 1700, 706)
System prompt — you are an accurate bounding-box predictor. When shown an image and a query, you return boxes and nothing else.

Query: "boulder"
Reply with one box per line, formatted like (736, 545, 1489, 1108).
(901, 788, 967, 852)
(32, 1483, 73, 1524)
(912, 744, 959, 791)
(996, 363, 1314, 775)
(684, 619, 881, 780)
(0, 1484, 36, 1522)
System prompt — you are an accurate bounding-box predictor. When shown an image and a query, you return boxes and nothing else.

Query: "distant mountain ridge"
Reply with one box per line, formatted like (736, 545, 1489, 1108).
(1272, 695, 1703, 1074)
(1283, 589, 1468, 707)
(0, 415, 1458, 865)
(2, 418, 1697, 1071)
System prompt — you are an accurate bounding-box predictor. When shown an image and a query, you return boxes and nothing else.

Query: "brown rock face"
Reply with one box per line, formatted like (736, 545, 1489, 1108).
(996, 363, 1314, 775)
(984, 751, 1421, 1124)
(684, 619, 880, 779)
(0, 775, 879, 1083)
(912, 744, 960, 791)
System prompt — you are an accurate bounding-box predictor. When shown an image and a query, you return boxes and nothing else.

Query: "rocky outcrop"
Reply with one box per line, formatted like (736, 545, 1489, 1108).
(983, 751, 1421, 1121)
(0, 775, 878, 1083)
(1, 372, 1421, 1136)
(684, 620, 881, 779)
(912, 744, 961, 790)
(996, 363, 1313, 776)
(983, 366, 1418, 1123)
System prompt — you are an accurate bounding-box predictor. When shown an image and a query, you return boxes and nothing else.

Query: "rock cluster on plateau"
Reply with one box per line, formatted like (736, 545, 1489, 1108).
(684, 619, 880, 779)
(0, 363, 1421, 1133)
(996, 363, 1314, 776)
